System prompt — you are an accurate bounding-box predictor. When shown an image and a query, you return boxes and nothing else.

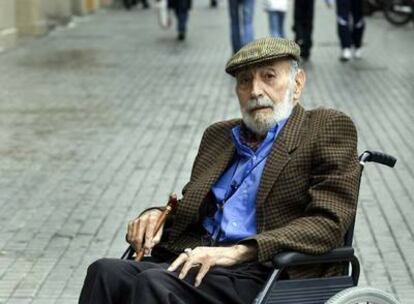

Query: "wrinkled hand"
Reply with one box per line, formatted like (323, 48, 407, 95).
(167, 245, 257, 287)
(126, 209, 164, 256)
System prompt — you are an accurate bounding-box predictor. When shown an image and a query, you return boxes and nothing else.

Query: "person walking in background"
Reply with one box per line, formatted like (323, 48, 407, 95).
(335, 0, 365, 62)
(123, 0, 149, 9)
(228, 0, 255, 53)
(292, 0, 315, 61)
(264, 0, 288, 38)
(140, 0, 150, 9)
(169, 0, 192, 41)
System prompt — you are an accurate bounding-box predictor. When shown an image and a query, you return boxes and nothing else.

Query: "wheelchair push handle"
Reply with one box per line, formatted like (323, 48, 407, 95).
(359, 150, 397, 168)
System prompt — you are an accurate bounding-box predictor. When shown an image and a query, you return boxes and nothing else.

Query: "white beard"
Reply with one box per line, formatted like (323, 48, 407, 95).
(241, 85, 294, 136)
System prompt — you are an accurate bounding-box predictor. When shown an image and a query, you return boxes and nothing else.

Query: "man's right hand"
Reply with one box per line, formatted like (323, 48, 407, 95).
(126, 209, 164, 255)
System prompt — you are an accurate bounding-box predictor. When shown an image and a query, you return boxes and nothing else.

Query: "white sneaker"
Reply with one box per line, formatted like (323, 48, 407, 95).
(340, 48, 352, 62)
(354, 48, 362, 59)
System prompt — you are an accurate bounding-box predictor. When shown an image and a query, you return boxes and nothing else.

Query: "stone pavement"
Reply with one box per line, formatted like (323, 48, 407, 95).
(0, 1, 413, 303)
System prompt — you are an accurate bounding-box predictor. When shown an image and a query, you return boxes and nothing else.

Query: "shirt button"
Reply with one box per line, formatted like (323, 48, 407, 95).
(252, 156, 256, 160)
(232, 221, 238, 227)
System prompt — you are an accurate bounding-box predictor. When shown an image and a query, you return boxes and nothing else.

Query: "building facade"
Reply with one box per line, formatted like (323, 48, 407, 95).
(0, 0, 112, 51)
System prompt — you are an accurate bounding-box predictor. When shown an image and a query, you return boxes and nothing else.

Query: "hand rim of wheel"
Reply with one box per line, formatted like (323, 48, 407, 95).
(326, 286, 400, 304)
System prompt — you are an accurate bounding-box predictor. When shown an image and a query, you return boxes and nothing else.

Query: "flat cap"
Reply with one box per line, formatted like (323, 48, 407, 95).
(225, 37, 301, 76)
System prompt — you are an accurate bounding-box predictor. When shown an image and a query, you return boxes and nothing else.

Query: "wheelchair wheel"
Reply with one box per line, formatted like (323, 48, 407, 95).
(326, 287, 400, 304)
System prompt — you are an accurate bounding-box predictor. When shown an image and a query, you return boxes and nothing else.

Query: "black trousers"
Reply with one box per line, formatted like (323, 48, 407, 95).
(79, 251, 270, 304)
(336, 0, 365, 48)
(293, 0, 315, 59)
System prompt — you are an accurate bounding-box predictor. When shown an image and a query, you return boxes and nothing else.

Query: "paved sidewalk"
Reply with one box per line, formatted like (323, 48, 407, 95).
(0, 1, 413, 303)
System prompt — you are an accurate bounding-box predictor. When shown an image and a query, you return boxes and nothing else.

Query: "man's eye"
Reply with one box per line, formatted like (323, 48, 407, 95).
(239, 78, 250, 85)
(265, 73, 275, 80)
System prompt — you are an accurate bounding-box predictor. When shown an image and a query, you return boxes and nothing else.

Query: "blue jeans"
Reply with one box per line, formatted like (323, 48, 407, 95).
(268, 11, 285, 38)
(175, 10, 188, 34)
(228, 0, 255, 53)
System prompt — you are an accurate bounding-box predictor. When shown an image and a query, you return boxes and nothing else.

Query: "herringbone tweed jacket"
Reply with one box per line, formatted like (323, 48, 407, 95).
(156, 104, 360, 278)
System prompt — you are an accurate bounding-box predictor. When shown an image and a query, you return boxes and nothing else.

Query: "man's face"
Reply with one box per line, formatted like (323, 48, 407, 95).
(235, 59, 303, 135)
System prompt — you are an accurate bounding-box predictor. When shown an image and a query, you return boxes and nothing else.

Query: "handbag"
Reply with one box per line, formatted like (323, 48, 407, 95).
(156, 0, 172, 29)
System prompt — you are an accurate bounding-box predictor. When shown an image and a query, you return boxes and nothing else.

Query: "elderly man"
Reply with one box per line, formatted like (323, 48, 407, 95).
(79, 37, 360, 304)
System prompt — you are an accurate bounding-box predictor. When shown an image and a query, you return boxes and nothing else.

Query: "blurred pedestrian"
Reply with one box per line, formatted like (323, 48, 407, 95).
(140, 0, 150, 9)
(335, 0, 365, 62)
(123, 0, 149, 9)
(228, 0, 255, 53)
(292, 0, 315, 61)
(264, 0, 288, 38)
(168, 0, 192, 41)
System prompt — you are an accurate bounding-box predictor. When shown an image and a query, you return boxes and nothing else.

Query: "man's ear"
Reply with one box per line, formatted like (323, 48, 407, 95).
(293, 69, 306, 104)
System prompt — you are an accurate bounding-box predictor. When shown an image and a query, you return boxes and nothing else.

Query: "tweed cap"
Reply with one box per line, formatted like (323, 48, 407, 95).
(225, 37, 301, 76)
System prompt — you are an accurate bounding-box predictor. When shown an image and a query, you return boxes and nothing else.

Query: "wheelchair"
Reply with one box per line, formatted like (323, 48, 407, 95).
(122, 150, 399, 304)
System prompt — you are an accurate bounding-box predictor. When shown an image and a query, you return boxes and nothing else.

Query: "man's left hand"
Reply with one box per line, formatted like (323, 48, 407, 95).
(167, 244, 257, 287)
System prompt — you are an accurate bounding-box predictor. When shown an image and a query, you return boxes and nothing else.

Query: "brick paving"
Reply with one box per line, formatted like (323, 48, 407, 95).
(0, 1, 413, 303)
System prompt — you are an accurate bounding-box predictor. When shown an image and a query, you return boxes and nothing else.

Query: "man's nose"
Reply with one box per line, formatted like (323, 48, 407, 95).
(250, 79, 264, 99)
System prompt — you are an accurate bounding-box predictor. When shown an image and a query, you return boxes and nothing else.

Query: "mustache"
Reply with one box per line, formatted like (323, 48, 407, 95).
(245, 98, 274, 112)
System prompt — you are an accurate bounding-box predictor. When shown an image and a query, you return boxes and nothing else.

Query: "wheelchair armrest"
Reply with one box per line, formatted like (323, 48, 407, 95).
(272, 247, 360, 284)
(272, 247, 355, 268)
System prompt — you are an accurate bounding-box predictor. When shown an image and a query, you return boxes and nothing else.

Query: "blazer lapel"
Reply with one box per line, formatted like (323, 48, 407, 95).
(170, 142, 236, 240)
(191, 143, 236, 211)
(255, 104, 306, 230)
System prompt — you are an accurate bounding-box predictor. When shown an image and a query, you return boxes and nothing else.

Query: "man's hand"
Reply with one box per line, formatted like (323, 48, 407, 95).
(126, 209, 164, 256)
(167, 244, 257, 287)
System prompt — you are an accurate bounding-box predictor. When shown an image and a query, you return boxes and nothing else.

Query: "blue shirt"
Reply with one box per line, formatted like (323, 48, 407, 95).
(202, 119, 288, 243)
